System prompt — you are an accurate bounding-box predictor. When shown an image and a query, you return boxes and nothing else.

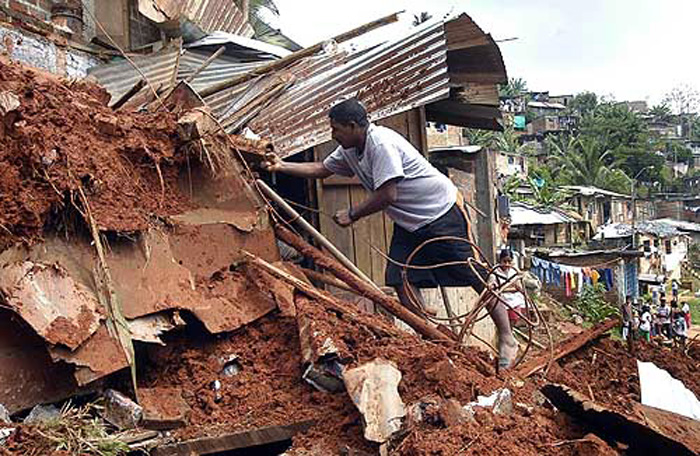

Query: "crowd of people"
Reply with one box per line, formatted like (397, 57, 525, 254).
(621, 280, 693, 348)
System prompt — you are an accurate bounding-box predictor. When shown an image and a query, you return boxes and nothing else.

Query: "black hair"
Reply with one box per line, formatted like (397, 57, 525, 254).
(329, 98, 369, 127)
(499, 249, 513, 261)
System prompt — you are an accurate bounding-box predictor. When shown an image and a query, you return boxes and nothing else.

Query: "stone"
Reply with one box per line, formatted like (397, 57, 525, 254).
(138, 387, 191, 431)
(24, 404, 60, 424)
(103, 390, 143, 430)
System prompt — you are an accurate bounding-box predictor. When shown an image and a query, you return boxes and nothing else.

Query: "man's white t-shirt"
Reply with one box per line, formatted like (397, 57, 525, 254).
(323, 124, 457, 232)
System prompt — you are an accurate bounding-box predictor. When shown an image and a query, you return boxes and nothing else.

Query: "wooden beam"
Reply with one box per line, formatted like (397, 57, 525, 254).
(257, 180, 381, 292)
(516, 319, 618, 378)
(111, 78, 146, 110)
(274, 226, 454, 343)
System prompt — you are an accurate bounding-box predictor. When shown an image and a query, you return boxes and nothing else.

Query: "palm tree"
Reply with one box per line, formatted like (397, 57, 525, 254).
(499, 78, 528, 99)
(551, 136, 629, 193)
(649, 103, 673, 123)
(463, 128, 496, 148)
(495, 125, 536, 155)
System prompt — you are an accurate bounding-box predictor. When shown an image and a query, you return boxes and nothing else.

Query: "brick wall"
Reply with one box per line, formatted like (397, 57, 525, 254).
(3, 0, 53, 22)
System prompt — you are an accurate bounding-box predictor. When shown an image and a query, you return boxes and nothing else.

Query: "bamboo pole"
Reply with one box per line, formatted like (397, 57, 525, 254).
(256, 179, 381, 292)
(185, 46, 226, 84)
(199, 11, 403, 98)
(244, 250, 451, 344)
(274, 225, 454, 343)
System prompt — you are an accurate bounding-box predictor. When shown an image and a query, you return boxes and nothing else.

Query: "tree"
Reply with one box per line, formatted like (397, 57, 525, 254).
(463, 128, 496, 149)
(413, 12, 432, 26)
(550, 136, 631, 194)
(649, 103, 673, 123)
(664, 84, 700, 140)
(494, 125, 537, 155)
(568, 91, 598, 117)
(499, 78, 528, 99)
(578, 102, 664, 184)
(235, 0, 300, 50)
(664, 84, 699, 115)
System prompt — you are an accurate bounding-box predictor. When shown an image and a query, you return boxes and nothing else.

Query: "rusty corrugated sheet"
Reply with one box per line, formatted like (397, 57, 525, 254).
(87, 48, 181, 106)
(246, 20, 450, 157)
(138, 0, 254, 40)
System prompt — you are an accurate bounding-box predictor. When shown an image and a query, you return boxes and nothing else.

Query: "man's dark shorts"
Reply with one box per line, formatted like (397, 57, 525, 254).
(385, 203, 487, 291)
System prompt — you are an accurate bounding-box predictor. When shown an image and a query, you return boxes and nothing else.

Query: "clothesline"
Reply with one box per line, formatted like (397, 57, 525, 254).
(531, 257, 616, 298)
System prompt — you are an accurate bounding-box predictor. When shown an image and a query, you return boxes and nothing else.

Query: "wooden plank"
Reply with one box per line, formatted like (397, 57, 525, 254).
(319, 186, 355, 263)
(368, 211, 388, 286)
(152, 421, 315, 456)
(516, 319, 619, 378)
(350, 186, 373, 281)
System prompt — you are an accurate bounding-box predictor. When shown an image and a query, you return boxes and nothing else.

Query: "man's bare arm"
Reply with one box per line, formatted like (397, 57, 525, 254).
(334, 179, 398, 226)
(262, 154, 333, 179)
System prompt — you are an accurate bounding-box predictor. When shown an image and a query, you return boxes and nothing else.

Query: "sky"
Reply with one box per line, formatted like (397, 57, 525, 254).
(270, 0, 699, 106)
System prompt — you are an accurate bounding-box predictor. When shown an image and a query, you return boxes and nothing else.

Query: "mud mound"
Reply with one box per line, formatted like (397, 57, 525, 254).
(137, 291, 606, 455)
(546, 338, 699, 415)
(0, 58, 192, 250)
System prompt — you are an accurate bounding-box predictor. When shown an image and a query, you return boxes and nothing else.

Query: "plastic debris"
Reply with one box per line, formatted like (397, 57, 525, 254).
(0, 404, 10, 424)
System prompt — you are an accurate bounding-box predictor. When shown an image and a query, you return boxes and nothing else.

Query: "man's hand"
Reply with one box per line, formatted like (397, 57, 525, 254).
(333, 209, 354, 227)
(261, 152, 283, 172)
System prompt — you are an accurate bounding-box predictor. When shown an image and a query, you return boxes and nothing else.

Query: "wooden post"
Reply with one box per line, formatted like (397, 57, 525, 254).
(273, 226, 454, 343)
(516, 318, 618, 378)
(256, 179, 381, 292)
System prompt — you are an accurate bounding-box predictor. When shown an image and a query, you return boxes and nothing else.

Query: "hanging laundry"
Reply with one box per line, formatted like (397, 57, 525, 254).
(591, 269, 600, 286)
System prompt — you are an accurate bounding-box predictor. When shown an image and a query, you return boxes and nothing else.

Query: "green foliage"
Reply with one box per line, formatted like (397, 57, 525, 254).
(495, 125, 537, 155)
(463, 128, 497, 148)
(577, 102, 665, 184)
(649, 103, 673, 123)
(568, 91, 598, 116)
(547, 135, 631, 194)
(574, 283, 619, 323)
(499, 78, 529, 99)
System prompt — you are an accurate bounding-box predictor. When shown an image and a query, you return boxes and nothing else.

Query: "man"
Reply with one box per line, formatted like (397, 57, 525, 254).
(262, 98, 518, 368)
(620, 295, 633, 341)
(656, 298, 671, 338)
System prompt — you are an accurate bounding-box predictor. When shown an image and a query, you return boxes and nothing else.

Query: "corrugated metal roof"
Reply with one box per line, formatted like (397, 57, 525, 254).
(88, 11, 507, 155)
(87, 48, 181, 105)
(652, 218, 700, 233)
(246, 20, 450, 157)
(594, 221, 683, 240)
(563, 185, 631, 199)
(511, 203, 577, 226)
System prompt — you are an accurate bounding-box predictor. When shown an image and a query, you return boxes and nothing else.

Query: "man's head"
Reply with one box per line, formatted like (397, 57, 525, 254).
(499, 249, 513, 267)
(626, 295, 632, 304)
(329, 98, 369, 149)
